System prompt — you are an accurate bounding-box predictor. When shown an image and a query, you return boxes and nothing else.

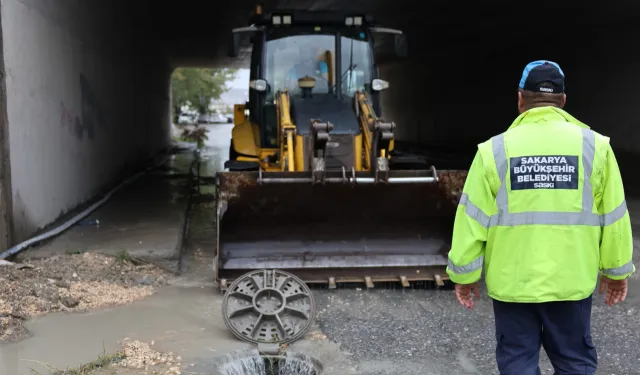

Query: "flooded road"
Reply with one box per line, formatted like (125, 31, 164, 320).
(2, 123, 640, 375)
(177, 123, 231, 286)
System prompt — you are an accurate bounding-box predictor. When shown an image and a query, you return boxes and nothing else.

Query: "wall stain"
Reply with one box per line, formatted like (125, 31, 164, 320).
(11, 190, 34, 243)
(59, 74, 108, 140)
(80, 74, 108, 139)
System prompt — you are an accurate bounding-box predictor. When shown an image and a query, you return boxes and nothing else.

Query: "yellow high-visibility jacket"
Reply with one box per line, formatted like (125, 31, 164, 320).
(446, 106, 635, 303)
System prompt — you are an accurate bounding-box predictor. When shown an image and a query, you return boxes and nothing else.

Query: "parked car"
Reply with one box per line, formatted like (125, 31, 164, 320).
(177, 113, 196, 125)
(198, 113, 213, 124)
(199, 113, 229, 124)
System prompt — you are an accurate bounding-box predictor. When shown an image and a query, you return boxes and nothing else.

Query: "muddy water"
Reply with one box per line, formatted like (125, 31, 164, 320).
(0, 122, 359, 375)
(0, 125, 240, 375)
(0, 286, 250, 375)
(0, 124, 333, 375)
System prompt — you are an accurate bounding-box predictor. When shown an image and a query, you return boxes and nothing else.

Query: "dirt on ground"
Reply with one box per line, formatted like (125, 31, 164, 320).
(81, 339, 185, 375)
(0, 252, 172, 342)
(118, 339, 182, 373)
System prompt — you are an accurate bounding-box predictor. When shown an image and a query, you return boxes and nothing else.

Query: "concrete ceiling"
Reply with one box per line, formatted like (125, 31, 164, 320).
(137, 0, 640, 68)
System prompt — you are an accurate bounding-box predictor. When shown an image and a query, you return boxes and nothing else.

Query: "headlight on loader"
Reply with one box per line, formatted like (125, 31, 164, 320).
(372, 79, 389, 91)
(249, 79, 267, 92)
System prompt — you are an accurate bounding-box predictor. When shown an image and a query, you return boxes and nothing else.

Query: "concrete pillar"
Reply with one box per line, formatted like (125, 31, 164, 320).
(0, 5, 13, 249)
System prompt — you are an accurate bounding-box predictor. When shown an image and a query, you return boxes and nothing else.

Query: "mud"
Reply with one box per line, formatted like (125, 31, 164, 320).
(0, 252, 171, 342)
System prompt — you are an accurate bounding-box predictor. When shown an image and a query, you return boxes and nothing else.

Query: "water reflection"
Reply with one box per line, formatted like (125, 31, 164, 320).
(199, 123, 233, 177)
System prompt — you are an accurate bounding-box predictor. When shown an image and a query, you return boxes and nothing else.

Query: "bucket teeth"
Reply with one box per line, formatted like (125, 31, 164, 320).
(365, 276, 374, 289)
(399, 276, 410, 287)
(328, 277, 336, 289)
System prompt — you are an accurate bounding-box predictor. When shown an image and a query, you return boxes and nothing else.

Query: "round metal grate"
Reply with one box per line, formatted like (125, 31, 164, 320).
(222, 269, 316, 345)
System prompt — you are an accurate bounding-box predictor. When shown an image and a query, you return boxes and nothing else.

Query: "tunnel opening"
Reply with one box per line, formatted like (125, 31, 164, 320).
(169, 65, 247, 177)
(170, 67, 240, 127)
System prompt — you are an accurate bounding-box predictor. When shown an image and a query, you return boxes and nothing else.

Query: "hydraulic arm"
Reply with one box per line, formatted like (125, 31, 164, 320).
(355, 90, 399, 182)
(276, 90, 297, 172)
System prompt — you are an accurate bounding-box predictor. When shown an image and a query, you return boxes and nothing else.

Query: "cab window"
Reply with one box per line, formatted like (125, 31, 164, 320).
(264, 32, 335, 100)
(340, 32, 373, 97)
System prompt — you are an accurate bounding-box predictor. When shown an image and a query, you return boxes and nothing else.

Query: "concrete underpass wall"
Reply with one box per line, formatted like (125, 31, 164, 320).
(133, 9, 172, 164)
(380, 16, 640, 183)
(1, 0, 170, 241)
(568, 25, 640, 153)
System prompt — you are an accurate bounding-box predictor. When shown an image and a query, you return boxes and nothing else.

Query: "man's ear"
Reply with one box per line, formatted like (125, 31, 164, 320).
(517, 91, 525, 114)
(561, 93, 567, 108)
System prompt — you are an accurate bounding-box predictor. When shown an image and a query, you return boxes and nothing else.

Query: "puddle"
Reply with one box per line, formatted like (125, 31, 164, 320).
(197, 124, 233, 177)
(0, 286, 248, 375)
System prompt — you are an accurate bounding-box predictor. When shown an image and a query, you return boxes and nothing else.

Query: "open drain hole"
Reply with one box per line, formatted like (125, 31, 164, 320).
(215, 350, 322, 375)
(262, 355, 320, 375)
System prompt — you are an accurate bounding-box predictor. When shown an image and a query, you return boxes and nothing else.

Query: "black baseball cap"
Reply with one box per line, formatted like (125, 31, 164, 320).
(518, 60, 565, 94)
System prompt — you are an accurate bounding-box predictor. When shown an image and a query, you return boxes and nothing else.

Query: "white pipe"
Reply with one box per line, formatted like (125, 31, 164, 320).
(0, 153, 171, 260)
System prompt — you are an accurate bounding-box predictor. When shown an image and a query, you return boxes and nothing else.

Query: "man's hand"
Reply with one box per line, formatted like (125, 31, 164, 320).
(455, 282, 480, 309)
(598, 275, 628, 307)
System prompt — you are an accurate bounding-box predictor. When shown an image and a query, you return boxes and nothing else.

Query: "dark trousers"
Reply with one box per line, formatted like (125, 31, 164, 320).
(493, 295, 598, 375)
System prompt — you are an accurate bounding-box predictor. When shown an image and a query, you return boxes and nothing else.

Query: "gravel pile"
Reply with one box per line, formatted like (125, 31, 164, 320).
(117, 339, 182, 374)
(0, 252, 171, 342)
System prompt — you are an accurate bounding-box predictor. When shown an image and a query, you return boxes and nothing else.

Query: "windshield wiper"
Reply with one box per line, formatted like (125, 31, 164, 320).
(345, 38, 355, 94)
(333, 38, 357, 96)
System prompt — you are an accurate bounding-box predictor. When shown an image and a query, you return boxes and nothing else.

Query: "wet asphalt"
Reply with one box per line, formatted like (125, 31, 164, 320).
(311, 254, 640, 375)
(204, 124, 640, 375)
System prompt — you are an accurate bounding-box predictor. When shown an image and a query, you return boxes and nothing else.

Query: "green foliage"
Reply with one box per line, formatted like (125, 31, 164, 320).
(171, 67, 237, 122)
(219, 104, 235, 114)
(115, 250, 131, 264)
(181, 126, 209, 149)
(24, 349, 124, 375)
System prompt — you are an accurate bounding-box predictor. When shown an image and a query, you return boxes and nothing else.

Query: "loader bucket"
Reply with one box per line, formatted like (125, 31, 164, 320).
(215, 169, 468, 288)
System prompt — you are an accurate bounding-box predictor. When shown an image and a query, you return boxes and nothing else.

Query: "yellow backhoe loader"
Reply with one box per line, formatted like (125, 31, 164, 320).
(216, 5, 467, 291)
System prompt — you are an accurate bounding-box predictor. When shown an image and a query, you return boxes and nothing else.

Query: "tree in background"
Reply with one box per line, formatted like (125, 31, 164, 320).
(171, 68, 237, 123)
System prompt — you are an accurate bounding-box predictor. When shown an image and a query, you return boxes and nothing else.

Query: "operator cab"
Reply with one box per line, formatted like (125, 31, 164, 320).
(265, 26, 373, 141)
(265, 26, 372, 99)
(229, 10, 406, 149)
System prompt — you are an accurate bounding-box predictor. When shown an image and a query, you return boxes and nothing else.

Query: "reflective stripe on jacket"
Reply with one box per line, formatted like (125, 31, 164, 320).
(446, 106, 635, 303)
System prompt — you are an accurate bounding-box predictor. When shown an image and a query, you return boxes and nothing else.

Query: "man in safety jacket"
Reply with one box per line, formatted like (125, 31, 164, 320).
(446, 60, 635, 375)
